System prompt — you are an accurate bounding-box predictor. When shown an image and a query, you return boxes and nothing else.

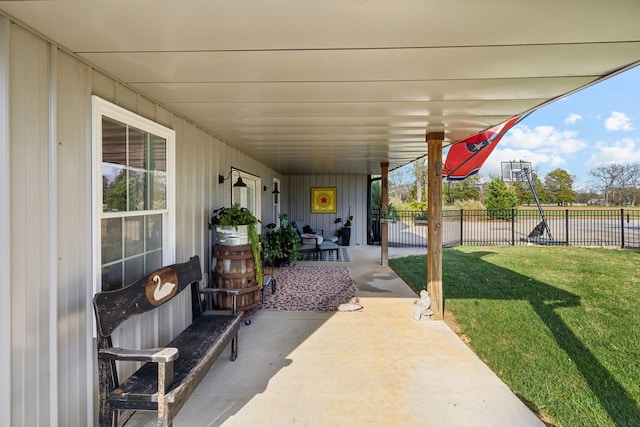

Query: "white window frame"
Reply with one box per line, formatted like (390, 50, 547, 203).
(91, 96, 176, 296)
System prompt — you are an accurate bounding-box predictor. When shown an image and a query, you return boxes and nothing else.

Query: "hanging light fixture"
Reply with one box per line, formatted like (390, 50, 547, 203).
(218, 169, 247, 188)
(263, 182, 280, 194)
(233, 176, 247, 188)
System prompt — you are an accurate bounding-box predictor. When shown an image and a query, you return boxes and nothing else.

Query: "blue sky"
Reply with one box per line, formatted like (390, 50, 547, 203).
(478, 65, 640, 191)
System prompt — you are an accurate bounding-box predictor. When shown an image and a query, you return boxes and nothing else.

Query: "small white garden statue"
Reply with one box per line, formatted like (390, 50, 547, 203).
(413, 289, 433, 320)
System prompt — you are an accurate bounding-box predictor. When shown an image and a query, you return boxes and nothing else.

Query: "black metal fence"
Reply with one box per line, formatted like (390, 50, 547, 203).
(370, 209, 640, 249)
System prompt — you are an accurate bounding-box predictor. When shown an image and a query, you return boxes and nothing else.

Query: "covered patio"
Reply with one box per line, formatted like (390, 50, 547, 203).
(1, 2, 640, 426)
(125, 245, 544, 427)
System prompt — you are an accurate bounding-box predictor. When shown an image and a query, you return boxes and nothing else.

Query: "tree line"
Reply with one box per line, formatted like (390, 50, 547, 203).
(385, 161, 640, 208)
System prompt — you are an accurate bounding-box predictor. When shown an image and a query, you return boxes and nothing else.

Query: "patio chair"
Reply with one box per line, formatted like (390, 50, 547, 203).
(292, 220, 338, 244)
(293, 226, 340, 261)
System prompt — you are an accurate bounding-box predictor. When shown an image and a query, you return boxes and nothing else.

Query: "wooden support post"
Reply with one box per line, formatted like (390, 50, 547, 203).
(380, 162, 389, 266)
(427, 132, 444, 320)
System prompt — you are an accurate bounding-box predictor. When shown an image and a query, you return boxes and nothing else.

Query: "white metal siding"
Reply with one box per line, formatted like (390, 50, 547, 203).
(0, 15, 13, 427)
(56, 50, 93, 427)
(9, 24, 52, 427)
(284, 174, 369, 246)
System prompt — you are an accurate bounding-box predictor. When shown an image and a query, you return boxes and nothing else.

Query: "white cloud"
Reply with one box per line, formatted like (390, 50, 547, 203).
(501, 124, 587, 154)
(585, 138, 640, 167)
(604, 111, 633, 131)
(476, 124, 587, 178)
(565, 113, 583, 125)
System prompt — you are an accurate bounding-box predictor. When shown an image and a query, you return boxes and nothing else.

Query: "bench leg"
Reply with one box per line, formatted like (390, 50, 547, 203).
(231, 333, 238, 361)
(98, 405, 116, 427)
(98, 359, 118, 427)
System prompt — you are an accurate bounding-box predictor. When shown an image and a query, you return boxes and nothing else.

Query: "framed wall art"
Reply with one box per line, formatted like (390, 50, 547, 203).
(310, 187, 337, 214)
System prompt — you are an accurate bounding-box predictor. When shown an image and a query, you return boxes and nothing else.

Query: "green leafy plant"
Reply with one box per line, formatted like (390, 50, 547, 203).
(260, 213, 301, 267)
(209, 203, 260, 229)
(209, 203, 262, 287)
(334, 205, 354, 229)
(334, 208, 354, 245)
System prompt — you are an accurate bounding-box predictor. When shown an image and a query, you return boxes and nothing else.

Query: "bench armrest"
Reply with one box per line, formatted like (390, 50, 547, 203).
(99, 347, 178, 363)
(198, 288, 241, 314)
(100, 347, 178, 407)
(199, 288, 242, 296)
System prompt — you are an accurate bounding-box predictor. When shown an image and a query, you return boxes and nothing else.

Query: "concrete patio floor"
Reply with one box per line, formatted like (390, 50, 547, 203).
(125, 245, 544, 427)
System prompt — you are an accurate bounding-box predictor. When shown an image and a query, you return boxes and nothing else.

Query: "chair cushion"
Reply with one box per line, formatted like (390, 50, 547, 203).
(301, 233, 323, 245)
(319, 241, 338, 250)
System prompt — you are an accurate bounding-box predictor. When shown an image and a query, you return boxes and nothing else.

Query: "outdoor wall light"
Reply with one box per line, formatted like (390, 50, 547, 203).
(218, 169, 247, 187)
(263, 182, 280, 194)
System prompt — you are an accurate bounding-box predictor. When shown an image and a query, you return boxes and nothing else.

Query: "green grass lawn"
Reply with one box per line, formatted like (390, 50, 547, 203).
(389, 246, 640, 427)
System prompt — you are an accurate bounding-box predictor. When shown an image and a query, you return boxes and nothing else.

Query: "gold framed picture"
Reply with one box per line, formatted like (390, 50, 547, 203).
(310, 187, 337, 214)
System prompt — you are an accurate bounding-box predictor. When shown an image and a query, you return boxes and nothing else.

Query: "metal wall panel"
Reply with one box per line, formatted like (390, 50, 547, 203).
(0, 15, 12, 427)
(56, 50, 93, 427)
(9, 24, 52, 427)
(284, 174, 368, 246)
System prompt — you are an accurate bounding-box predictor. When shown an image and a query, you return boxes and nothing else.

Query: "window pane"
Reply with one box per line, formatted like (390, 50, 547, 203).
(146, 214, 162, 250)
(151, 170, 167, 209)
(124, 216, 144, 257)
(128, 169, 146, 211)
(128, 126, 146, 169)
(103, 169, 129, 212)
(124, 256, 144, 286)
(102, 118, 127, 212)
(102, 118, 126, 166)
(101, 218, 122, 264)
(246, 186, 255, 212)
(233, 183, 255, 211)
(150, 133, 167, 172)
(145, 250, 163, 273)
(101, 263, 123, 292)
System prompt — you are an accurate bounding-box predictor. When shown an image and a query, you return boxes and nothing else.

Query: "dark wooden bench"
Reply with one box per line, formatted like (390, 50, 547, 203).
(93, 255, 243, 427)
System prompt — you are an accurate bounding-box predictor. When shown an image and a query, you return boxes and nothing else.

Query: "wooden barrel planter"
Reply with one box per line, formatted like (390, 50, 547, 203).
(211, 244, 260, 319)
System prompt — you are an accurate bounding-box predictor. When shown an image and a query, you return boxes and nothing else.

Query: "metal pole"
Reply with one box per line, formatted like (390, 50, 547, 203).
(565, 209, 569, 246)
(521, 168, 553, 240)
(621, 208, 625, 248)
(460, 209, 464, 246)
(511, 208, 515, 246)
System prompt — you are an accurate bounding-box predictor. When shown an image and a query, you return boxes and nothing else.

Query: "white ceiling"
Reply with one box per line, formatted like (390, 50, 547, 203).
(2, 0, 640, 175)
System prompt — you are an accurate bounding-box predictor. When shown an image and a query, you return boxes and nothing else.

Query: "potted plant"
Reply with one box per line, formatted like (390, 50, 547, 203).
(261, 213, 301, 268)
(334, 207, 354, 246)
(209, 203, 262, 287)
(210, 203, 259, 241)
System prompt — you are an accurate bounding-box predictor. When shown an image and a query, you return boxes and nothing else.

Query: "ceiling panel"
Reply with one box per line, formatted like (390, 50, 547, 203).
(131, 78, 597, 103)
(1, 0, 639, 175)
(78, 44, 640, 83)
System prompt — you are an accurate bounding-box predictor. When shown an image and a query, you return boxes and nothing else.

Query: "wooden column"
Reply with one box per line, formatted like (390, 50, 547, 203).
(427, 132, 444, 320)
(380, 162, 389, 266)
